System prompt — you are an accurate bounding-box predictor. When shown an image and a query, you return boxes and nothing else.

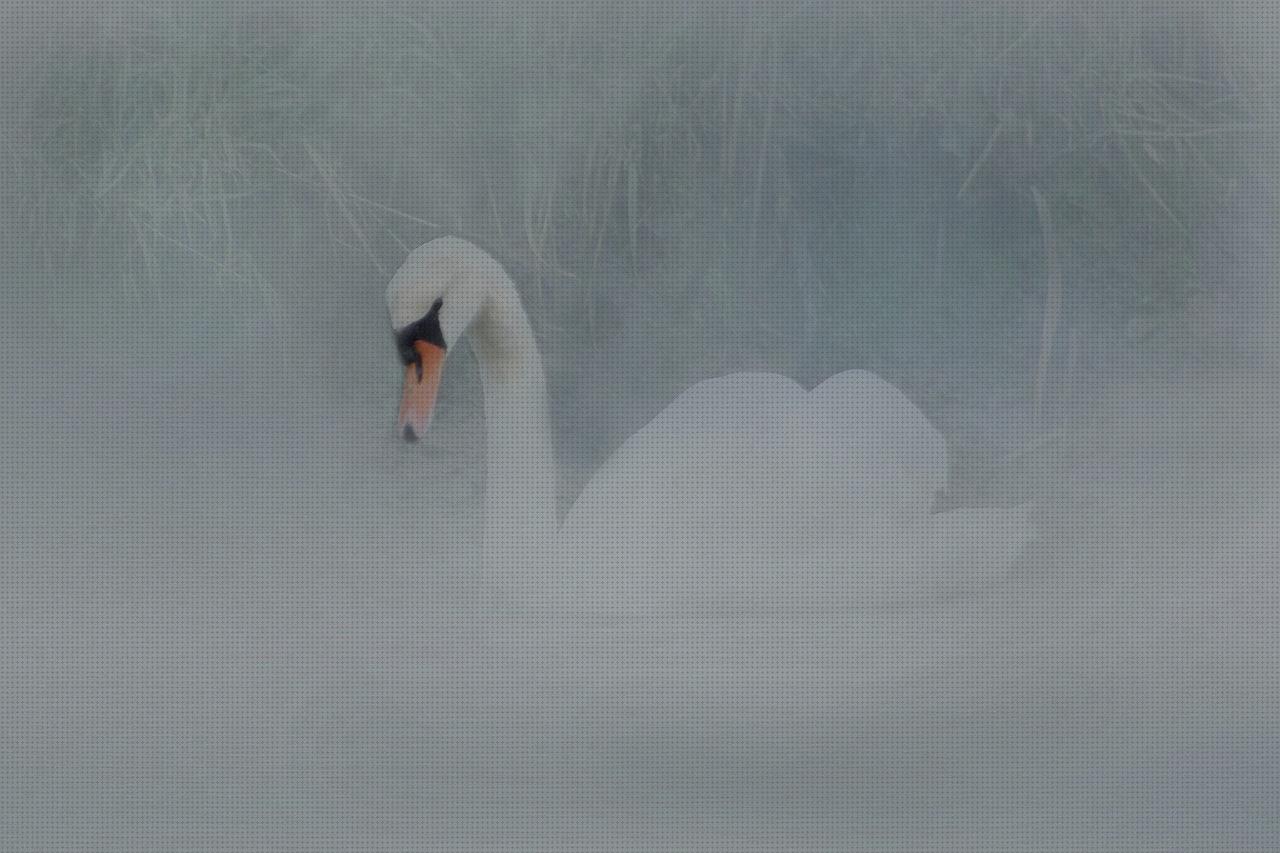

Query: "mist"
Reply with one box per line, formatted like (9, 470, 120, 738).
(2, 1, 1278, 849)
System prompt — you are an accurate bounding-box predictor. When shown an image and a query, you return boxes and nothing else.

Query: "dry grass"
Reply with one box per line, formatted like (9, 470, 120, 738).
(12, 1, 1264, 383)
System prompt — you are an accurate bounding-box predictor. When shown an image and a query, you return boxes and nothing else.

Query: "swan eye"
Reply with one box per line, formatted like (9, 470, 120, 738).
(395, 298, 447, 370)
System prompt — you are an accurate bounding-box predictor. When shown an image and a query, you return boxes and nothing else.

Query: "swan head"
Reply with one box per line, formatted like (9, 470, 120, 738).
(385, 237, 508, 441)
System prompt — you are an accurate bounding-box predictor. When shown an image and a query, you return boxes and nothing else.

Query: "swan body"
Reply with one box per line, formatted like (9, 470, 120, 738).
(388, 237, 1033, 611)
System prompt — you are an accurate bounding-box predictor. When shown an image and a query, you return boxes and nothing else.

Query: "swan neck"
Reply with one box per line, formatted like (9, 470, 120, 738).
(469, 284, 557, 559)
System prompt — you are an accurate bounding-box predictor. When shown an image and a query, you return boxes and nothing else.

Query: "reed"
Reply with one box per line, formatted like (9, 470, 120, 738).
(13, 1, 1260, 375)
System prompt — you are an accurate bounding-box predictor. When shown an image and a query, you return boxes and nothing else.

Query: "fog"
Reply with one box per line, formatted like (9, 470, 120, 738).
(2, 1, 1277, 849)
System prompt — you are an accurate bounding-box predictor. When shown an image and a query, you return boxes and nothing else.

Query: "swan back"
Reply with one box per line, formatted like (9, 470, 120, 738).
(556, 370, 1029, 611)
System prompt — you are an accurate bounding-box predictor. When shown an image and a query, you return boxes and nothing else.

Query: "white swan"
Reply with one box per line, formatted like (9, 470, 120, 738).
(388, 236, 1033, 612)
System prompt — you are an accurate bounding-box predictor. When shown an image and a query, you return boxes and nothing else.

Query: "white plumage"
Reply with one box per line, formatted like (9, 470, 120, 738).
(388, 237, 1033, 613)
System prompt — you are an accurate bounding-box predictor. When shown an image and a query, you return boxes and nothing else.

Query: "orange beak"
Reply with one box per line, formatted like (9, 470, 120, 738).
(397, 340, 446, 442)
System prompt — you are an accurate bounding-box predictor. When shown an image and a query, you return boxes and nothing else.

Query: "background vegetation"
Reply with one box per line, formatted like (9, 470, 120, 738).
(6, 0, 1275, 457)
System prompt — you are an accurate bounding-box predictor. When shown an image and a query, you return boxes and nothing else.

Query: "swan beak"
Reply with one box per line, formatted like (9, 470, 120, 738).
(397, 340, 446, 442)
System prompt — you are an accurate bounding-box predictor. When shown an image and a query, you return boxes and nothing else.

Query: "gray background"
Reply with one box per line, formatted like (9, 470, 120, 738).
(2, 1, 1277, 849)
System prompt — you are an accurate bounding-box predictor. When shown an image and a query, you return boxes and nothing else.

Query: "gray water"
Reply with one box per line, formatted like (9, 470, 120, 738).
(2, 2, 1278, 850)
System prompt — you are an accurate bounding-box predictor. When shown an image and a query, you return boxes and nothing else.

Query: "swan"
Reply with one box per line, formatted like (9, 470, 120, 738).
(387, 236, 1033, 612)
